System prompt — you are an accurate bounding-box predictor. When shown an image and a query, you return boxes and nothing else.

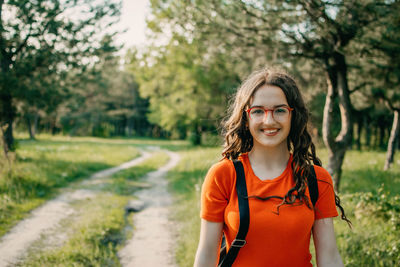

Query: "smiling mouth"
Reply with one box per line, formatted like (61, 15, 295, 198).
(262, 129, 279, 134)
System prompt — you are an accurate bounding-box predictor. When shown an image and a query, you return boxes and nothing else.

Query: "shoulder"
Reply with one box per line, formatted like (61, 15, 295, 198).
(205, 158, 236, 186)
(312, 165, 338, 218)
(312, 165, 336, 200)
(202, 158, 236, 197)
(313, 165, 334, 186)
(207, 158, 235, 177)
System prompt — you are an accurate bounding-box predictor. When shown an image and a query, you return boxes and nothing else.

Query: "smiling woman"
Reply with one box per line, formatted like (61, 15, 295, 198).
(247, 85, 293, 153)
(194, 68, 351, 267)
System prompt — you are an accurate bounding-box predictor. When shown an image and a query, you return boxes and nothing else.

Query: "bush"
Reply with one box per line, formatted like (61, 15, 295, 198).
(337, 186, 400, 266)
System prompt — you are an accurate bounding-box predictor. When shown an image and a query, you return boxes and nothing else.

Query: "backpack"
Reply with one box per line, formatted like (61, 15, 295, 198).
(218, 160, 319, 267)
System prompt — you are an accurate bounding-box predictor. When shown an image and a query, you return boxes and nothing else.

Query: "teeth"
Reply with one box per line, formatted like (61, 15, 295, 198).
(264, 129, 278, 134)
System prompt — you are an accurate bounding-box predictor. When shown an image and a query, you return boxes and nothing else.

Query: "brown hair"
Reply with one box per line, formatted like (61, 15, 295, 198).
(221, 68, 351, 225)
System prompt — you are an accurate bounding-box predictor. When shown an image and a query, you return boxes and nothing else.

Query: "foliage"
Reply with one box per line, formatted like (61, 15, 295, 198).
(143, 0, 400, 188)
(128, 33, 241, 144)
(336, 190, 400, 266)
(0, 0, 122, 149)
(59, 38, 153, 138)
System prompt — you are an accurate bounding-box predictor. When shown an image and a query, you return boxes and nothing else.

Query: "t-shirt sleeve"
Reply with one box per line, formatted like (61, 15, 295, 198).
(313, 166, 339, 220)
(200, 160, 234, 222)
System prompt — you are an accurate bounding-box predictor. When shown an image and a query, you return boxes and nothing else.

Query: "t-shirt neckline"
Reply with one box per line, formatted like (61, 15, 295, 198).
(241, 153, 293, 183)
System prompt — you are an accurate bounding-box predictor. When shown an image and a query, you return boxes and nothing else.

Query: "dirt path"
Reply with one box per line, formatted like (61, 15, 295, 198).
(118, 150, 181, 267)
(0, 151, 152, 267)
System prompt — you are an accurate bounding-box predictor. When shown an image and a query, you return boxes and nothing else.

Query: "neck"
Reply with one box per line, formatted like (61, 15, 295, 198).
(248, 145, 290, 169)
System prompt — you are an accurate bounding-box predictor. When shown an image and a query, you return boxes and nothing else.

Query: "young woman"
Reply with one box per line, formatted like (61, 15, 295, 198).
(194, 68, 350, 267)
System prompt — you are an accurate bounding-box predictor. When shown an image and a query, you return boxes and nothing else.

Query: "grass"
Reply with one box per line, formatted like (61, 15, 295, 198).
(19, 149, 170, 266)
(21, 193, 129, 267)
(167, 146, 221, 266)
(317, 148, 400, 196)
(3, 133, 399, 266)
(0, 136, 140, 237)
(168, 147, 400, 267)
(0, 134, 180, 237)
(97, 151, 170, 195)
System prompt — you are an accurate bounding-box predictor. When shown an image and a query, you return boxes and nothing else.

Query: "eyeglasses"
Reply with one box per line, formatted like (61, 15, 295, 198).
(246, 106, 293, 122)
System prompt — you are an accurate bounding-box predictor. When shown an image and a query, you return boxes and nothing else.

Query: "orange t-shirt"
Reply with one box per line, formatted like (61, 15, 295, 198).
(200, 153, 338, 267)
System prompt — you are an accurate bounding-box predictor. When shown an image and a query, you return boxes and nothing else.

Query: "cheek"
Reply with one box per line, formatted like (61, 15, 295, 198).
(248, 119, 259, 132)
(247, 122, 258, 139)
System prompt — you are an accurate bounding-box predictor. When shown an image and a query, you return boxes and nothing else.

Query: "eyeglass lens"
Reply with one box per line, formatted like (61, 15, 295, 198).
(249, 107, 290, 122)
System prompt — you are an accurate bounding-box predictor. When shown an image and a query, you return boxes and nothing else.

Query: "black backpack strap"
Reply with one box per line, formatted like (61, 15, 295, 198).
(219, 160, 250, 267)
(307, 165, 319, 207)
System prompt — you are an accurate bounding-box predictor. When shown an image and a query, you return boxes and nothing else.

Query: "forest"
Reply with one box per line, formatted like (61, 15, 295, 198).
(1, 1, 400, 266)
(1, 0, 399, 191)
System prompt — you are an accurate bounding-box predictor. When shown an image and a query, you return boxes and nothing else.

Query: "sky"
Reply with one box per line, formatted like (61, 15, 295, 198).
(115, 0, 151, 53)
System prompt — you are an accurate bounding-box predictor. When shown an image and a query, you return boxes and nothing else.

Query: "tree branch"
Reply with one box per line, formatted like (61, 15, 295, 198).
(349, 82, 371, 94)
(14, 4, 65, 57)
(382, 93, 400, 112)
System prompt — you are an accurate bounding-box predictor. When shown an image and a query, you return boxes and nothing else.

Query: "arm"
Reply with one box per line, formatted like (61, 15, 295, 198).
(194, 219, 224, 267)
(312, 218, 344, 267)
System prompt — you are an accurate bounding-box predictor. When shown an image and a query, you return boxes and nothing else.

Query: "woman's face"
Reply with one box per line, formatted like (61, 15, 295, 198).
(247, 84, 292, 151)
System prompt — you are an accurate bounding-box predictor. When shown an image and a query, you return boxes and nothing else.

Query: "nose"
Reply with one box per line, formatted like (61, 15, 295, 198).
(263, 110, 275, 123)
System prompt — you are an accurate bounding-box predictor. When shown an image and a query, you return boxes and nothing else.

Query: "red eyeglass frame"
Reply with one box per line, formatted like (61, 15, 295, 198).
(246, 106, 294, 120)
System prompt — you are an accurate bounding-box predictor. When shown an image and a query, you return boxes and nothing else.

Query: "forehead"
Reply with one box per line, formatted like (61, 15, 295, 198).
(250, 84, 288, 107)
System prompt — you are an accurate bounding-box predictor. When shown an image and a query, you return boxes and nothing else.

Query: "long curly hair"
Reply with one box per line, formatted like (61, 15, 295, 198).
(222, 68, 351, 225)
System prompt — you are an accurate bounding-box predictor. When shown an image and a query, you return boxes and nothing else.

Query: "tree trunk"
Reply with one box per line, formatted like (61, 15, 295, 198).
(357, 120, 362, 150)
(26, 114, 38, 140)
(354, 111, 363, 150)
(1, 22, 15, 151)
(189, 122, 202, 145)
(327, 146, 346, 191)
(322, 53, 353, 192)
(384, 110, 400, 170)
(33, 113, 39, 136)
(365, 115, 372, 147)
(126, 117, 134, 136)
(26, 116, 34, 139)
(372, 126, 377, 148)
(0, 91, 15, 151)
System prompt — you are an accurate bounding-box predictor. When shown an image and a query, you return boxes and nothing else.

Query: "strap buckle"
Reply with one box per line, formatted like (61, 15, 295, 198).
(231, 239, 246, 247)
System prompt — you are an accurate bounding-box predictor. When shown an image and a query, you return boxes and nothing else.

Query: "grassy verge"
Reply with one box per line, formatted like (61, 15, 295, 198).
(0, 134, 183, 237)
(168, 147, 400, 267)
(20, 193, 129, 267)
(167, 147, 221, 267)
(97, 151, 170, 196)
(20, 151, 170, 266)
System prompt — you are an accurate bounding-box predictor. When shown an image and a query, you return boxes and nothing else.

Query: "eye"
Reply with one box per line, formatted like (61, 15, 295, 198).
(251, 108, 264, 115)
(274, 107, 288, 114)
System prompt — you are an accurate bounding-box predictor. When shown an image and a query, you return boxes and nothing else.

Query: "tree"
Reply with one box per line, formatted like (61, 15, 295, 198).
(129, 36, 240, 144)
(146, 0, 395, 190)
(0, 0, 121, 150)
(359, 1, 400, 169)
(57, 36, 153, 138)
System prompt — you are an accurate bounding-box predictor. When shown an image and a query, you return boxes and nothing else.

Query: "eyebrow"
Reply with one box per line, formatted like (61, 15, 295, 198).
(249, 104, 289, 108)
